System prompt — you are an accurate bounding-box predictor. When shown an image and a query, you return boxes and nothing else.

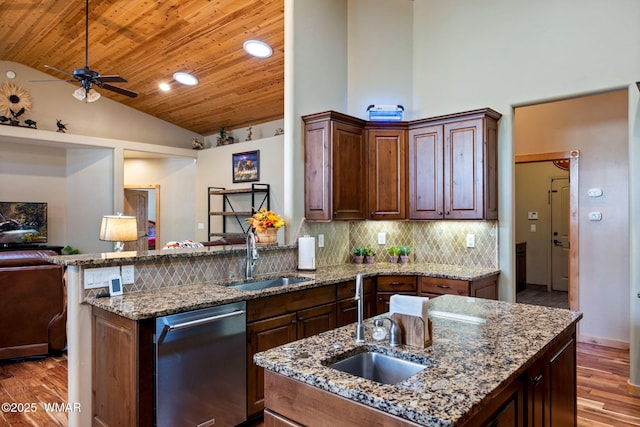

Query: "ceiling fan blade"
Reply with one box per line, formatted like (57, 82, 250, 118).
(44, 64, 74, 77)
(102, 83, 138, 98)
(29, 79, 76, 83)
(97, 75, 128, 83)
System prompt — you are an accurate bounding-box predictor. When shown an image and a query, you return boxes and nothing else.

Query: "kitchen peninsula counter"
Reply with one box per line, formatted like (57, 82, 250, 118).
(254, 295, 582, 426)
(85, 262, 499, 320)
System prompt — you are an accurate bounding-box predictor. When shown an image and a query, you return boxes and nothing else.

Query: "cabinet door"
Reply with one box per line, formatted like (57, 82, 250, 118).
(548, 336, 577, 426)
(296, 303, 336, 340)
(526, 357, 548, 427)
(408, 124, 444, 219)
(247, 313, 297, 417)
(304, 116, 367, 221)
(368, 128, 407, 219)
(333, 121, 368, 220)
(443, 118, 485, 219)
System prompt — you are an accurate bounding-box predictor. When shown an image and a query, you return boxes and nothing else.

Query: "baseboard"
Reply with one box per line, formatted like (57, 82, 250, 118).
(628, 380, 640, 396)
(577, 333, 629, 350)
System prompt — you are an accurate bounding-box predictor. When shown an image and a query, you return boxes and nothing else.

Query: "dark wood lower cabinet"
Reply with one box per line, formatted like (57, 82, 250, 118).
(246, 286, 337, 418)
(247, 313, 297, 417)
(526, 327, 577, 427)
(92, 307, 154, 427)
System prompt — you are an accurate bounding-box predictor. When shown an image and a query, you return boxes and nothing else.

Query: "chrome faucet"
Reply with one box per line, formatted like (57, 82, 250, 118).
(355, 273, 366, 343)
(245, 229, 259, 280)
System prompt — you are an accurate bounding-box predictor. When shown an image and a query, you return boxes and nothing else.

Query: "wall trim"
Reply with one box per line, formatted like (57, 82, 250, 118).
(578, 333, 629, 350)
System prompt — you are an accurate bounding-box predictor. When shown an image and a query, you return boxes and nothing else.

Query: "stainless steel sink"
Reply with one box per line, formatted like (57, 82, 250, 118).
(329, 351, 428, 384)
(228, 276, 307, 291)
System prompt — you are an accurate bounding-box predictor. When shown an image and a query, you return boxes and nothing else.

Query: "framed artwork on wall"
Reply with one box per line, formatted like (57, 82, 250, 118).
(232, 150, 260, 183)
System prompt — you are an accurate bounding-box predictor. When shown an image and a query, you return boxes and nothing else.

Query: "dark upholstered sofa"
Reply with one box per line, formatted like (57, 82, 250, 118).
(0, 250, 66, 359)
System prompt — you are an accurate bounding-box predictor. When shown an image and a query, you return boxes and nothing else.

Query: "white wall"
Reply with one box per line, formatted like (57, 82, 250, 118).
(195, 136, 285, 244)
(66, 148, 114, 253)
(347, 0, 414, 120)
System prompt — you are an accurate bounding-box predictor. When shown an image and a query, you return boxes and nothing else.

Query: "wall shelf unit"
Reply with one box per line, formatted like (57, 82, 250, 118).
(208, 183, 270, 239)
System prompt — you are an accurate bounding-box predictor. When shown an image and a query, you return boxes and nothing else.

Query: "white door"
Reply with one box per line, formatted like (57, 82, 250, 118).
(550, 177, 569, 291)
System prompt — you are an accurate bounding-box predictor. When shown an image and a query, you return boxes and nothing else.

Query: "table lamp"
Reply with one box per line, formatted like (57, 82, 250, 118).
(99, 213, 138, 252)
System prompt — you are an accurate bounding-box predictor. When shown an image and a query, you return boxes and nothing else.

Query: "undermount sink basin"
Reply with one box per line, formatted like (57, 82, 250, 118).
(329, 351, 428, 384)
(228, 276, 307, 291)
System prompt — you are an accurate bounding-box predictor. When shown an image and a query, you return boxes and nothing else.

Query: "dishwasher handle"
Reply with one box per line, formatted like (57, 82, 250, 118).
(157, 309, 245, 344)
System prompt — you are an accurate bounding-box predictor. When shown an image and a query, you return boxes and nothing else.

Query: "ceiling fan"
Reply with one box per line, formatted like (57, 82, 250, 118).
(34, 0, 138, 101)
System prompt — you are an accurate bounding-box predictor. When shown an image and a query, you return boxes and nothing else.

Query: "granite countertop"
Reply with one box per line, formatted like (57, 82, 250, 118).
(87, 263, 500, 320)
(254, 295, 583, 427)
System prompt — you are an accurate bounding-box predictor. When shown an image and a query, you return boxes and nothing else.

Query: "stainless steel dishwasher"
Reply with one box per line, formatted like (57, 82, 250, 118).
(155, 301, 246, 427)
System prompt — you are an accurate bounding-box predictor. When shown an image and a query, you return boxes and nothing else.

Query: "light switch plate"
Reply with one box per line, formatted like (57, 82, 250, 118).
(317, 234, 325, 248)
(589, 212, 602, 221)
(466, 234, 475, 248)
(378, 232, 386, 245)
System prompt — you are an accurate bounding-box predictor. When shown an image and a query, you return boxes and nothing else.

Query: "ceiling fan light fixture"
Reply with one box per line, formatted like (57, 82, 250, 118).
(173, 72, 199, 86)
(86, 88, 101, 102)
(243, 40, 272, 58)
(72, 86, 87, 101)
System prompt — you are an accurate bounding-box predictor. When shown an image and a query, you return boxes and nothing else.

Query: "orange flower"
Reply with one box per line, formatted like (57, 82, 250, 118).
(247, 208, 285, 233)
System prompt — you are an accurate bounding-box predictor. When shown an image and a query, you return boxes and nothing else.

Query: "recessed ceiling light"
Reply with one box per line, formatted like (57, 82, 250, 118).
(173, 72, 199, 86)
(243, 40, 273, 58)
(159, 82, 171, 91)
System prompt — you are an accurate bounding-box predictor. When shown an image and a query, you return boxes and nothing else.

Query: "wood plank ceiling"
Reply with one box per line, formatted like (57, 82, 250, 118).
(0, 0, 284, 136)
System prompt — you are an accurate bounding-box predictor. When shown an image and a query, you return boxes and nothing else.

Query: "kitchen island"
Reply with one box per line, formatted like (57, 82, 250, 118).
(255, 295, 582, 426)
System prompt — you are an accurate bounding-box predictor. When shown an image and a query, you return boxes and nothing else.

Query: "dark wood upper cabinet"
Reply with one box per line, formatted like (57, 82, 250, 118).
(409, 108, 501, 220)
(367, 125, 408, 220)
(304, 108, 500, 222)
(303, 111, 367, 221)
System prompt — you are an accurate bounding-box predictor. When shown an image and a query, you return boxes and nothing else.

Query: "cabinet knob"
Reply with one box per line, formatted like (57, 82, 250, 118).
(438, 211, 443, 216)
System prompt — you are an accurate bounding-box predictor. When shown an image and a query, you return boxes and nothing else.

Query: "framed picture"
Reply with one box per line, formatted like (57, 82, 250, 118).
(232, 150, 260, 183)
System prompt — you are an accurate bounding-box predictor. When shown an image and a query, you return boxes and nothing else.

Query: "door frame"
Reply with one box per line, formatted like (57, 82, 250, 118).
(515, 150, 579, 311)
(125, 184, 160, 249)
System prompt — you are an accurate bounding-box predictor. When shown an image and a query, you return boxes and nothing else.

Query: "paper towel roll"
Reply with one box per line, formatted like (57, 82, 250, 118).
(389, 294, 429, 320)
(297, 235, 316, 270)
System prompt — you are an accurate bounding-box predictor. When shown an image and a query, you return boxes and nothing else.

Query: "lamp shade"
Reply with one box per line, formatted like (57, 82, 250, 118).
(100, 215, 138, 242)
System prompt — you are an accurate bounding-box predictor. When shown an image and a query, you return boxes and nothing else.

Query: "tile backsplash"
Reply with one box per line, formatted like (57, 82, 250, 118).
(300, 220, 498, 269)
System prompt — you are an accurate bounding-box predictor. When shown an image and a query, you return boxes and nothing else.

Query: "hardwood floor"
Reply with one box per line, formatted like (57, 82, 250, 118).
(0, 344, 638, 426)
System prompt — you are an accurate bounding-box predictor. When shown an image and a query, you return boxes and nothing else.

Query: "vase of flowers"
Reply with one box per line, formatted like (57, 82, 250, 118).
(247, 208, 285, 243)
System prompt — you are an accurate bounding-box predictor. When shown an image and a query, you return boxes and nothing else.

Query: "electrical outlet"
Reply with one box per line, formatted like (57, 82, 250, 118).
(378, 232, 386, 245)
(121, 265, 135, 284)
(198, 223, 205, 230)
(317, 234, 325, 248)
(466, 234, 475, 248)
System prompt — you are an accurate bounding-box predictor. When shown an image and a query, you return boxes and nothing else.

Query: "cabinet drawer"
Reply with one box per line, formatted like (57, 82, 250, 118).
(420, 277, 469, 296)
(377, 275, 417, 292)
(247, 285, 336, 322)
(336, 277, 374, 300)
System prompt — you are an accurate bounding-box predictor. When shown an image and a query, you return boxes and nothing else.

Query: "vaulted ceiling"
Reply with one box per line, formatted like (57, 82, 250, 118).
(0, 0, 284, 136)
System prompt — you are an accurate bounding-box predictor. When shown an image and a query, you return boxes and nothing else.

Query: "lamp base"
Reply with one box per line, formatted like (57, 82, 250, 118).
(114, 241, 125, 252)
